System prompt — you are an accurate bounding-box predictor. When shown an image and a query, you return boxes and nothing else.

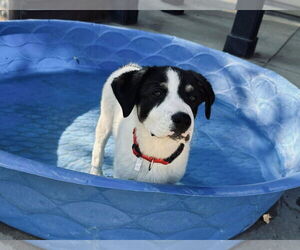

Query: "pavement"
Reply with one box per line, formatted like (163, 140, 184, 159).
(0, 10, 299, 240)
(128, 10, 300, 89)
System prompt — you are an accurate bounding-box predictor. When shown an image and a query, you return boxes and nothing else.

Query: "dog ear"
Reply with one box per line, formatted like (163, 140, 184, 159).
(111, 68, 146, 118)
(190, 71, 215, 119)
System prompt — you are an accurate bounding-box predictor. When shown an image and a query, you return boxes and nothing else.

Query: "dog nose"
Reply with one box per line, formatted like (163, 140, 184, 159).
(171, 112, 191, 134)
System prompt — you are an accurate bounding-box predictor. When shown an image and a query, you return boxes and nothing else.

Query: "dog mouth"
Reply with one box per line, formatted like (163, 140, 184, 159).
(169, 133, 190, 142)
(150, 131, 190, 142)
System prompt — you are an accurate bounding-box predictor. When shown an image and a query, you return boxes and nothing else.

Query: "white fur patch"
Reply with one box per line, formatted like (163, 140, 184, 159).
(142, 68, 194, 138)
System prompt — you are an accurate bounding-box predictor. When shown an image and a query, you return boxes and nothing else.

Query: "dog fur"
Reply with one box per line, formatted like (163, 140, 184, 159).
(90, 63, 215, 184)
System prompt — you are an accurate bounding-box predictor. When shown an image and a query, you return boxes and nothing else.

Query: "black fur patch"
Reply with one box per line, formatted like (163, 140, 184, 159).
(173, 67, 215, 119)
(136, 67, 169, 122)
(112, 65, 214, 120)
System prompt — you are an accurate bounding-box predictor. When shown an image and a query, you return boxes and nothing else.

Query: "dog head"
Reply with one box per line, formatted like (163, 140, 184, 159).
(111, 65, 215, 141)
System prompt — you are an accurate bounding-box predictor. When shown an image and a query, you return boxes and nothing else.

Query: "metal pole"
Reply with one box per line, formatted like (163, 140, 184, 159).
(223, 10, 265, 58)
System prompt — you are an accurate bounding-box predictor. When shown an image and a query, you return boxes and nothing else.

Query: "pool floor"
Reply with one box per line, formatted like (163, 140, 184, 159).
(0, 70, 282, 186)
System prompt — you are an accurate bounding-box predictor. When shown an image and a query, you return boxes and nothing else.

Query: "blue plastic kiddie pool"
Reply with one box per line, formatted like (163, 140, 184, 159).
(0, 20, 299, 240)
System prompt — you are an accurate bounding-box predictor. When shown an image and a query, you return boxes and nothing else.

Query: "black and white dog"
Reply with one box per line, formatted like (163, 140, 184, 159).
(90, 64, 215, 184)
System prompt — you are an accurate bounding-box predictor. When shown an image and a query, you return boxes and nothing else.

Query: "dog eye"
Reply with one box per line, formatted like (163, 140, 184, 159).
(153, 90, 162, 97)
(189, 95, 196, 102)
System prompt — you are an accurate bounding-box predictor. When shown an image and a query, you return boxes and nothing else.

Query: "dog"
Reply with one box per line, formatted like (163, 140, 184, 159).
(90, 63, 215, 184)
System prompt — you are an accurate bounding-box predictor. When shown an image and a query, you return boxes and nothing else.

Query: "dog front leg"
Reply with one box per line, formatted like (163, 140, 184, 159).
(90, 113, 112, 176)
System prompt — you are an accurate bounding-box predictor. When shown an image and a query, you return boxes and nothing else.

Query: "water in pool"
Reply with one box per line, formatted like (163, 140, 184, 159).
(0, 70, 282, 186)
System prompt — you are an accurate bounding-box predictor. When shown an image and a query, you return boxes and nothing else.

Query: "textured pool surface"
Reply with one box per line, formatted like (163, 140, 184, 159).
(0, 71, 282, 186)
(0, 20, 299, 240)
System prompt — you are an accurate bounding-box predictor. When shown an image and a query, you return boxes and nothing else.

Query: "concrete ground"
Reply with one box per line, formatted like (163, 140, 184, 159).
(128, 10, 300, 89)
(0, 10, 299, 240)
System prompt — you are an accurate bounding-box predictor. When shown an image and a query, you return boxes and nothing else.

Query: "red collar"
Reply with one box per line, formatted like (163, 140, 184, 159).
(132, 128, 184, 165)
